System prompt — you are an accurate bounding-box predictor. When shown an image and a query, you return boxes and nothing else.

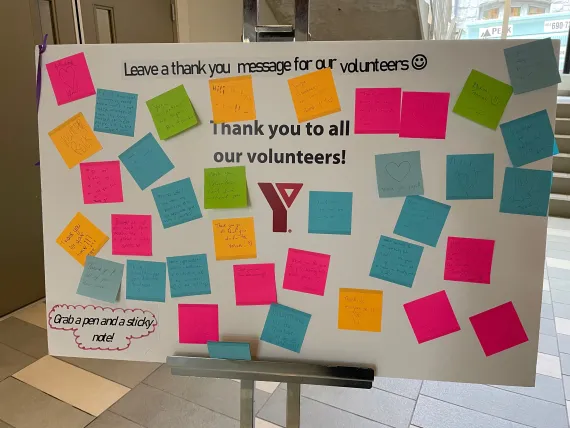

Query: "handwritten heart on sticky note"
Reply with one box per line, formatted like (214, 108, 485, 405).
(385, 161, 411, 182)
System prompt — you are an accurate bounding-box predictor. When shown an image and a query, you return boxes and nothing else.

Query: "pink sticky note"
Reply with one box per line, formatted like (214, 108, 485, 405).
(470, 302, 528, 356)
(234, 263, 277, 305)
(404, 290, 461, 344)
(444, 237, 495, 284)
(354, 88, 401, 134)
(399, 91, 450, 139)
(46, 53, 96, 106)
(283, 248, 330, 296)
(178, 304, 219, 344)
(80, 161, 123, 204)
(111, 214, 152, 256)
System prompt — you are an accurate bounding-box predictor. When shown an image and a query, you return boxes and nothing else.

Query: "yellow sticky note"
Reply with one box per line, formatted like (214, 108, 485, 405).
(288, 68, 341, 123)
(49, 113, 102, 168)
(338, 288, 383, 332)
(209, 75, 256, 124)
(56, 212, 109, 265)
(212, 217, 257, 260)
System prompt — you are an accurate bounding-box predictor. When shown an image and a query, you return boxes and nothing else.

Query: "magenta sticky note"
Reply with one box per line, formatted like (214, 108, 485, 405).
(354, 88, 401, 134)
(46, 53, 96, 106)
(399, 91, 450, 139)
(111, 214, 152, 256)
(80, 161, 123, 204)
(178, 304, 219, 344)
(469, 302, 528, 356)
(282, 248, 330, 296)
(234, 263, 277, 306)
(404, 290, 460, 344)
(444, 237, 495, 284)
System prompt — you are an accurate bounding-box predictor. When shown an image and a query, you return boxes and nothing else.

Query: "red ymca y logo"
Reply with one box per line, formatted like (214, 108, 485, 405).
(258, 183, 303, 232)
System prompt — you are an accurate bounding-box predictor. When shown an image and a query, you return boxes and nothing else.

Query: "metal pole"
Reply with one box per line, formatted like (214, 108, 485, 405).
(294, 0, 310, 41)
(240, 380, 255, 428)
(286, 383, 301, 428)
(243, 0, 258, 42)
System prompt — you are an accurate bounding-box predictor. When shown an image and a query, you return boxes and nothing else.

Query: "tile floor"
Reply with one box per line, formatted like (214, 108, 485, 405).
(1, 219, 570, 427)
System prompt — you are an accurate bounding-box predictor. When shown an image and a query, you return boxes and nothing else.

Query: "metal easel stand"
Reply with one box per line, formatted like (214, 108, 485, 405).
(243, 0, 309, 42)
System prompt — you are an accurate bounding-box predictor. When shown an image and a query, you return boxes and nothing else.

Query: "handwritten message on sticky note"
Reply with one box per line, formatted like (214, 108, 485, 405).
(394, 196, 451, 247)
(234, 263, 277, 305)
(167, 254, 211, 298)
(152, 178, 202, 228)
(80, 161, 123, 204)
(204, 166, 248, 209)
(126, 260, 166, 302)
(49, 113, 102, 168)
(370, 236, 423, 287)
(147, 85, 199, 139)
(375, 151, 424, 198)
(399, 91, 450, 139)
(46, 52, 96, 105)
(453, 70, 513, 129)
(178, 304, 219, 344)
(207, 341, 251, 360)
(446, 154, 494, 200)
(500, 167, 552, 217)
(212, 217, 257, 260)
(283, 248, 331, 296)
(118, 133, 174, 190)
(444, 237, 495, 284)
(77, 256, 124, 303)
(288, 68, 341, 123)
(94, 89, 138, 137)
(56, 212, 109, 265)
(261, 303, 311, 353)
(209, 75, 256, 124)
(308, 191, 353, 235)
(338, 288, 383, 332)
(354, 88, 401, 134)
(111, 214, 152, 256)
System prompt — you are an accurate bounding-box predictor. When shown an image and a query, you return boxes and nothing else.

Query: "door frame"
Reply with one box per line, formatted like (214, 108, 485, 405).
(29, 0, 80, 44)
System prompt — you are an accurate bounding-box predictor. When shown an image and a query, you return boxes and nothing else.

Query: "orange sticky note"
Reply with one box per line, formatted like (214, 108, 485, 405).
(49, 113, 102, 168)
(209, 75, 256, 124)
(212, 217, 257, 260)
(56, 212, 109, 265)
(338, 288, 383, 332)
(288, 68, 341, 123)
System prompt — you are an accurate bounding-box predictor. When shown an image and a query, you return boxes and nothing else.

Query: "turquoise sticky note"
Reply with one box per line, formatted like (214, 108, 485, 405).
(77, 256, 124, 303)
(261, 303, 311, 353)
(308, 191, 353, 235)
(126, 260, 166, 302)
(94, 89, 138, 137)
(375, 151, 424, 198)
(394, 196, 450, 247)
(370, 235, 423, 287)
(152, 178, 202, 228)
(207, 341, 251, 360)
(504, 38, 561, 94)
(446, 154, 494, 200)
(166, 254, 211, 298)
(119, 133, 174, 190)
(500, 167, 552, 217)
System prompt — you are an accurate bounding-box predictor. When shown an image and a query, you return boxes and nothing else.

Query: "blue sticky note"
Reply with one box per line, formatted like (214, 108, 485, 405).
(446, 154, 494, 200)
(77, 256, 124, 303)
(207, 341, 252, 360)
(394, 195, 450, 247)
(261, 303, 311, 353)
(94, 89, 138, 137)
(308, 191, 353, 235)
(119, 133, 174, 190)
(126, 260, 166, 302)
(152, 178, 202, 228)
(374, 151, 424, 198)
(370, 236, 424, 287)
(500, 167, 552, 217)
(500, 110, 555, 167)
(554, 139, 560, 156)
(504, 38, 561, 94)
(166, 254, 211, 297)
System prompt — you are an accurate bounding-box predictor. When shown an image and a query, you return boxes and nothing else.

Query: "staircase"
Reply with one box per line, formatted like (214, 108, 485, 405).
(551, 97, 570, 217)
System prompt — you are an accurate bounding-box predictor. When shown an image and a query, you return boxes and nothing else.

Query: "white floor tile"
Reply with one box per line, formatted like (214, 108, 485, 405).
(545, 279, 551, 291)
(557, 317, 570, 336)
(547, 258, 570, 270)
(536, 353, 562, 379)
(12, 302, 47, 329)
(255, 381, 280, 393)
(255, 418, 281, 428)
(548, 228, 570, 238)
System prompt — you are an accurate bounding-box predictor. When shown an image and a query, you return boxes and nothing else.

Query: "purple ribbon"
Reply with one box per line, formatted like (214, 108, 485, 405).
(35, 34, 48, 167)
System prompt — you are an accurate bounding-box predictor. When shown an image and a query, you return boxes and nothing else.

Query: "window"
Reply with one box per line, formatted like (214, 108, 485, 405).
(528, 6, 546, 15)
(510, 7, 521, 17)
(482, 7, 500, 19)
(95, 7, 116, 43)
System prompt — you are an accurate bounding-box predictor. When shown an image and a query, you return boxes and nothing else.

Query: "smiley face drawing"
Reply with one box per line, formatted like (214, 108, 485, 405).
(412, 54, 427, 70)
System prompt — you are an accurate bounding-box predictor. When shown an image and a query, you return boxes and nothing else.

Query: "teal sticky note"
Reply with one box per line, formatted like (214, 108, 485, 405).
(77, 256, 124, 303)
(446, 154, 494, 200)
(554, 139, 560, 156)
(504, 38, 561, 94)
(500, 167, 552, 217)
(370, 235, 423, 287)
(119, 133, 174, 190)
(166, 254, 211, 297)
(261, 303, 311, 353)
(394, 196, 450, 247)
(126, 260, 166, 302)
(94, 89, 138, 137)
(308, 191, 353, 235)
(207, 341, 251, 360)
(374, 151, 424, 198)
(152, 178, 202, 228)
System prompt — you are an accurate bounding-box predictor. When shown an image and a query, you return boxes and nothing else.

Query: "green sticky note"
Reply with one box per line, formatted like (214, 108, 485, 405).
(453, 70, 513, 130)
(146, 85, 199, 140)
(204, 166, 248, 209)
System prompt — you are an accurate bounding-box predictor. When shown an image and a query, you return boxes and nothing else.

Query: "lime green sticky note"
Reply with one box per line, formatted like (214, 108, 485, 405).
(204, 166, 248, 209)
(452, 70, 513, 130)
(146, 85, 199, 140)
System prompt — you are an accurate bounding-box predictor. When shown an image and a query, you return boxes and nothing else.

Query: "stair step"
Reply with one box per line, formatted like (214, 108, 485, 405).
(556, 118, 570, 134)
(554, 153, 570, 172)
(557, 100, 570, 118)
(556, 134, 570, 153)
(552, 172, 570, 193)
(549, 193, 570, 218)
